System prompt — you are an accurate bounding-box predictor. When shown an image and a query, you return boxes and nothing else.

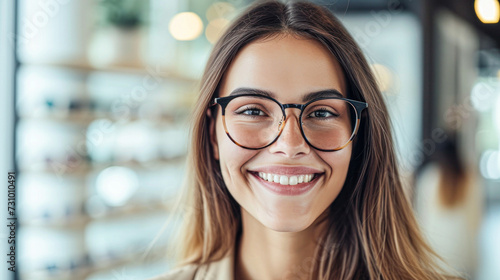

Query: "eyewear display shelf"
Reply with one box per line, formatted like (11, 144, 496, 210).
(16, 62, 197, 280)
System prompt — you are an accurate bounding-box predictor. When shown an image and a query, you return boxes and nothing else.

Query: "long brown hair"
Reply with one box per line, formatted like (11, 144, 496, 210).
(169, 1, 457, 279)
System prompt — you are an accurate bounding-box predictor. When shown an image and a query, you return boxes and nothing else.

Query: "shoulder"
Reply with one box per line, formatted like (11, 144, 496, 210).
(147, 264, 198, 280)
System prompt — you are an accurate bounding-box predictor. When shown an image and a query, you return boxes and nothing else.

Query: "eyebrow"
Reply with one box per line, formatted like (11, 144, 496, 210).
(228, 87, 344, 102)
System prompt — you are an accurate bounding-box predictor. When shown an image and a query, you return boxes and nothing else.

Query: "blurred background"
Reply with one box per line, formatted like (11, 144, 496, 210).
(0, 0, 499, 279)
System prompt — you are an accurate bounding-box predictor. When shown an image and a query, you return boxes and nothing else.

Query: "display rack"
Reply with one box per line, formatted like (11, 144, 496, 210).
(16, 61, 197, 280)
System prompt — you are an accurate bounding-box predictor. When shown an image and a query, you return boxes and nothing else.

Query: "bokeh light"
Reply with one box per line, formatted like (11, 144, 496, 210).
(205, 18, 230, 44)
(475, 0, 500, 24)
(169, 12, 204, 41)
(471, 82, 494, 112)
(371, 64, 394, 93)
(96, 166, 139, 207)
(206, 2, 236, 21)
(480, 150, 500, 179)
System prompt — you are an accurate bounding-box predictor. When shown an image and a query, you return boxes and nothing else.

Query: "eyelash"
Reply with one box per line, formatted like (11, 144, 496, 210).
(236, 106, 266, 116)
(307, 107, 339, 118)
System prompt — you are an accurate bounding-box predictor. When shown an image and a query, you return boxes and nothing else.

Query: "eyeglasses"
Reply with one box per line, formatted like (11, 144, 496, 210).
(211, 94, 368, 152)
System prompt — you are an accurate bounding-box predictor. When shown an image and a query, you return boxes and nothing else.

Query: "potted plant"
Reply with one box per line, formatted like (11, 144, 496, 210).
(88, 0, 148, 68)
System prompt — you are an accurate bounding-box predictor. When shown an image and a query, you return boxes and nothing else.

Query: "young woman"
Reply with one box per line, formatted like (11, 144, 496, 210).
(151, 1, 458, 279)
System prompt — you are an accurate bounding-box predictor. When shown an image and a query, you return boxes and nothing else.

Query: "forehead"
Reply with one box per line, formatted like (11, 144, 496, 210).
(219, 34, 347, 99)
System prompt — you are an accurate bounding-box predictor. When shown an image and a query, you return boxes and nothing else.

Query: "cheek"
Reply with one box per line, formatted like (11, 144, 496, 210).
(215, 121, 257, 187)
(319, 147, 352, 186)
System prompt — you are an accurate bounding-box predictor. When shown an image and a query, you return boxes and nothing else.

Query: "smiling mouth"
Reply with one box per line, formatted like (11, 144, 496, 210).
(250, 171, 322, 186)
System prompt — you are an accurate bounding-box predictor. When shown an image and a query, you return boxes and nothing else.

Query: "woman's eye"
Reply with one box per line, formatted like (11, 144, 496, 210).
(239, 108, 265, 116)
(309, 110, 336, 118)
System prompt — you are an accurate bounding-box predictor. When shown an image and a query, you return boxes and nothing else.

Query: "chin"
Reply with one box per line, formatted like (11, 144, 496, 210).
(260, 215, 314, 233)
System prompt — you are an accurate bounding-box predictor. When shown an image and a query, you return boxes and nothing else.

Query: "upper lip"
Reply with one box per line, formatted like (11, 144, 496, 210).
(248, 166, 324, 175)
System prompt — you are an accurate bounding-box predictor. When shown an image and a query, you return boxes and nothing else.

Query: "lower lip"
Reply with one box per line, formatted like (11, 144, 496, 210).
(250, 173, 321, 196)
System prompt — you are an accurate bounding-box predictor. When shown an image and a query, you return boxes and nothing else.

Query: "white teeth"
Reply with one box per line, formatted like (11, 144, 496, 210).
(267, 173, 273, 182)
(273, 175, 280, 183)
(256, 173, 316, 185)
(279, 175, 289, 185)
(298, 175, 304, 183)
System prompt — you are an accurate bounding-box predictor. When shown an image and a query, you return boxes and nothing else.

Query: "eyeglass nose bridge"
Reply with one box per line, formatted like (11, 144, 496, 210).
(276, 103, 306, 135)
(282, 103, 304, 110)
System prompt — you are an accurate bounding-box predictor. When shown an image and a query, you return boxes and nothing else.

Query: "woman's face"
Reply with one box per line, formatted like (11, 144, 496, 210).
(211, 35, 351, 232)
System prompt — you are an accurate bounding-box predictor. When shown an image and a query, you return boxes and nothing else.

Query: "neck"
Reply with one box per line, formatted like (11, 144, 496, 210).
(235, 208, 327, 280)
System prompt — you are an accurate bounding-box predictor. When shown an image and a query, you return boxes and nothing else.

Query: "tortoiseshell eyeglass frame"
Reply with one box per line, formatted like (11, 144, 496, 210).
(210, 93, 368, 152)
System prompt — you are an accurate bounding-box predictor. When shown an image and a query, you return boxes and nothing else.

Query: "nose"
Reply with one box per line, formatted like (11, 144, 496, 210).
(268, 111, 311, 158)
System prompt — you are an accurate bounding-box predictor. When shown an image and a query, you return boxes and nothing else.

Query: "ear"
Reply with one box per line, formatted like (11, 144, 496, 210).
(207, 108, 219, 160)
